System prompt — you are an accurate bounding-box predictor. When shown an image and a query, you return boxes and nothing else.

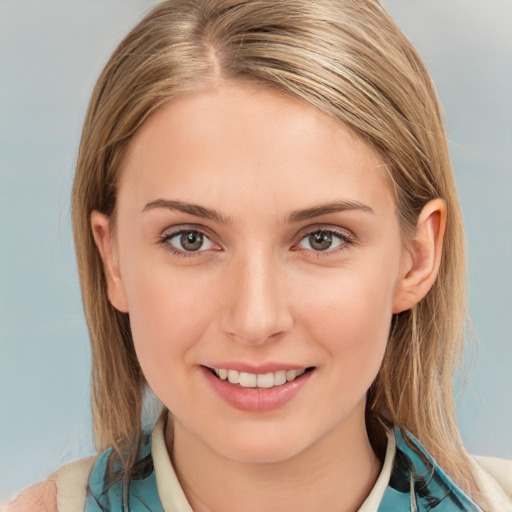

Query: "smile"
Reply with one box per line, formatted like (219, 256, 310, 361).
(202, 365, 315, 411)
(212, 368, 308, 388)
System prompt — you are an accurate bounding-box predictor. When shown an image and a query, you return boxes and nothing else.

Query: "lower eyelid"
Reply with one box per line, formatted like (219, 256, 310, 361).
(159, 229, 220, 254)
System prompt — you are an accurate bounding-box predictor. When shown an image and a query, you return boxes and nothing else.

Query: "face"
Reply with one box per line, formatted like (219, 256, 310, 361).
(94, 83, 414, 464)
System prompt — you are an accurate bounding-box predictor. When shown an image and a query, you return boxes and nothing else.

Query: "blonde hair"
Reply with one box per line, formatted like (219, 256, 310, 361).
(72, 0, 485, 505)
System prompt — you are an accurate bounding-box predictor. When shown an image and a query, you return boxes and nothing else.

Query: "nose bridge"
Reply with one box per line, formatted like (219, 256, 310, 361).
(222, 248, 292, 344)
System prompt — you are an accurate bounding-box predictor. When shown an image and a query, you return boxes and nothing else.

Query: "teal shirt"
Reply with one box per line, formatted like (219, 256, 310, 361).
(85, 428, 482, 511)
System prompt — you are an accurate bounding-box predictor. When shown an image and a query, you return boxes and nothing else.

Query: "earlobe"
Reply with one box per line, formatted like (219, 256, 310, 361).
(90, 211, 129, 313)
(392, 198, 447, 314)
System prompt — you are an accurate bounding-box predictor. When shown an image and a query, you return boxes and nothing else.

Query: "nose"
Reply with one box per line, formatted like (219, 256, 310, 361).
(220, 251, 294, 345)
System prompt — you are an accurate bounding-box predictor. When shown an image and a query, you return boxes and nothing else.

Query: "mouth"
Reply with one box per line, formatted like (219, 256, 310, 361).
(204, 366, 315, 389)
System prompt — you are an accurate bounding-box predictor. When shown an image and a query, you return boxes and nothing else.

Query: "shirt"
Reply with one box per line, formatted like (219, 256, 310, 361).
(45, 413, 512, 512)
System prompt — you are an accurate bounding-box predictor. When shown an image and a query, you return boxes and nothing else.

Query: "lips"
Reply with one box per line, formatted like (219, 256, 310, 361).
(202, 365, 315, 411)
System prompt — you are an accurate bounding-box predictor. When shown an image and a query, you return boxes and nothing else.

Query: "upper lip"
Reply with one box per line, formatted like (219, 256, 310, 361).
(202, 363, 312, 374)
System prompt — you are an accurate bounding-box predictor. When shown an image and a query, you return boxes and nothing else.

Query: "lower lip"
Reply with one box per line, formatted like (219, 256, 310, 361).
(202, 367, 314, 412)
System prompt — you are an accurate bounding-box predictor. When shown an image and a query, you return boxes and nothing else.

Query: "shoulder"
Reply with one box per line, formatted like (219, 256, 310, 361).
(4, 457, 95, 512)
(474, 456, 512, 500)
(468, 455, 512, 511)
(2, 481, 57, 512)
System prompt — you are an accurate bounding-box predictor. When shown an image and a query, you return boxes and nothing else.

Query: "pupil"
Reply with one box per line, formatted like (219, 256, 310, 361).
(180, 231, 203, 251)
(310, 232, 332, 251)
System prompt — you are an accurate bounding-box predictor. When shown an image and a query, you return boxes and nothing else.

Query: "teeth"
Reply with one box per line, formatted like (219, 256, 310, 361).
(274, 370, 287, 386)
(256, 372, 274, 388)
(286, 369, 297, 381)
(239, 372, 257, 388)
(227, 369, 239, 384)
(213, 367, 308, 388)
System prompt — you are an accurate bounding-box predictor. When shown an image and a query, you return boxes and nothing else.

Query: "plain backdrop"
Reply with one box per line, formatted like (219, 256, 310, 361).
(1, 0, 511, 500)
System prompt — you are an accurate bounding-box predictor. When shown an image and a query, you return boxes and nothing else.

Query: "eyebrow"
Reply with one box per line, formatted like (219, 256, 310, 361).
(286, 200, 374, 223)
(142, 198, 374, 224)
(143, 199, 232, 224)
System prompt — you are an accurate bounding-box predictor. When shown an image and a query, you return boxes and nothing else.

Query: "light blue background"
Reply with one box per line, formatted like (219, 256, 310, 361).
(1, 0, 511, 500)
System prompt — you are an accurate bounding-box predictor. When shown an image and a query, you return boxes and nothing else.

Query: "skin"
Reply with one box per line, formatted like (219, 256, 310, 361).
(5, 481, 57, 512)
(90, 83, 446, 512)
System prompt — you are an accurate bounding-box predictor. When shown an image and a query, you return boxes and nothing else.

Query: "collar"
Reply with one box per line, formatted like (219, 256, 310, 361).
(151, 412, 396, 511)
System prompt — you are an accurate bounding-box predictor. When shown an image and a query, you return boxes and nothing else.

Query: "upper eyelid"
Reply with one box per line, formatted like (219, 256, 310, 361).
(295, 224, 356, 241)
(160, 223, 217, 239)
(292, 227, 357, 257)
(159, 228, 219, 256)
(158, 225, 219, 252)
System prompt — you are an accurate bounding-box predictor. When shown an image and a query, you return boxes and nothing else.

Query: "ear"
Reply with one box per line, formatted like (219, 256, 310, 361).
(90, 210, 129, 313)
(392, 198, 447, 314)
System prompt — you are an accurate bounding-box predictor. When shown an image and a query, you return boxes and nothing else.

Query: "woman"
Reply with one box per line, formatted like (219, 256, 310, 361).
(6, 1, 512, 511)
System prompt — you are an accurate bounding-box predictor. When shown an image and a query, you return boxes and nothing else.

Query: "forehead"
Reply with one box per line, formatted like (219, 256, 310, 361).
(118, 82, 394, 217)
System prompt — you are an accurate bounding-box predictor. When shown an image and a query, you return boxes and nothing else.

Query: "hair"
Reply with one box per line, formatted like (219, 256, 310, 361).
(72, 0, 486, 507)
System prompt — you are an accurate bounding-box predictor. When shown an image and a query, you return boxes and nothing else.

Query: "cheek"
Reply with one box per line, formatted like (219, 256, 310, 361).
(122, 263, 216, 383)
(299, 265, 396, 374)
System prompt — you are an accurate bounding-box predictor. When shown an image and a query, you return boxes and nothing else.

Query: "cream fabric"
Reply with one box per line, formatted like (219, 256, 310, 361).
(357, 429, 396, 511)
(151, 415, 192, 511)
(470, 455, 512, 512)
(48, 456, 95, 512)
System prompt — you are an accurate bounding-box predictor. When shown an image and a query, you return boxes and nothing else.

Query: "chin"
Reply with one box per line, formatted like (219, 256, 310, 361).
(204, 424, 317, 465)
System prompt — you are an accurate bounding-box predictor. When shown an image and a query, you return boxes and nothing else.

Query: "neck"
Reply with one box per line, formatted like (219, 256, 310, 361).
(166, 402, 382, 512)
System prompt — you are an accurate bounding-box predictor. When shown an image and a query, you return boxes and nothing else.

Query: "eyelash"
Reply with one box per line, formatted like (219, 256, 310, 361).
(158, 226, 355, 258)
(158, 228, 219, 258)
(294, 228, 355, 256)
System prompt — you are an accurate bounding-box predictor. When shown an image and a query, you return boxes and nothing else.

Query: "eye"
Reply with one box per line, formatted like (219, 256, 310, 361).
(161, 229, 218, 254)
(297, 229, 351, 252)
